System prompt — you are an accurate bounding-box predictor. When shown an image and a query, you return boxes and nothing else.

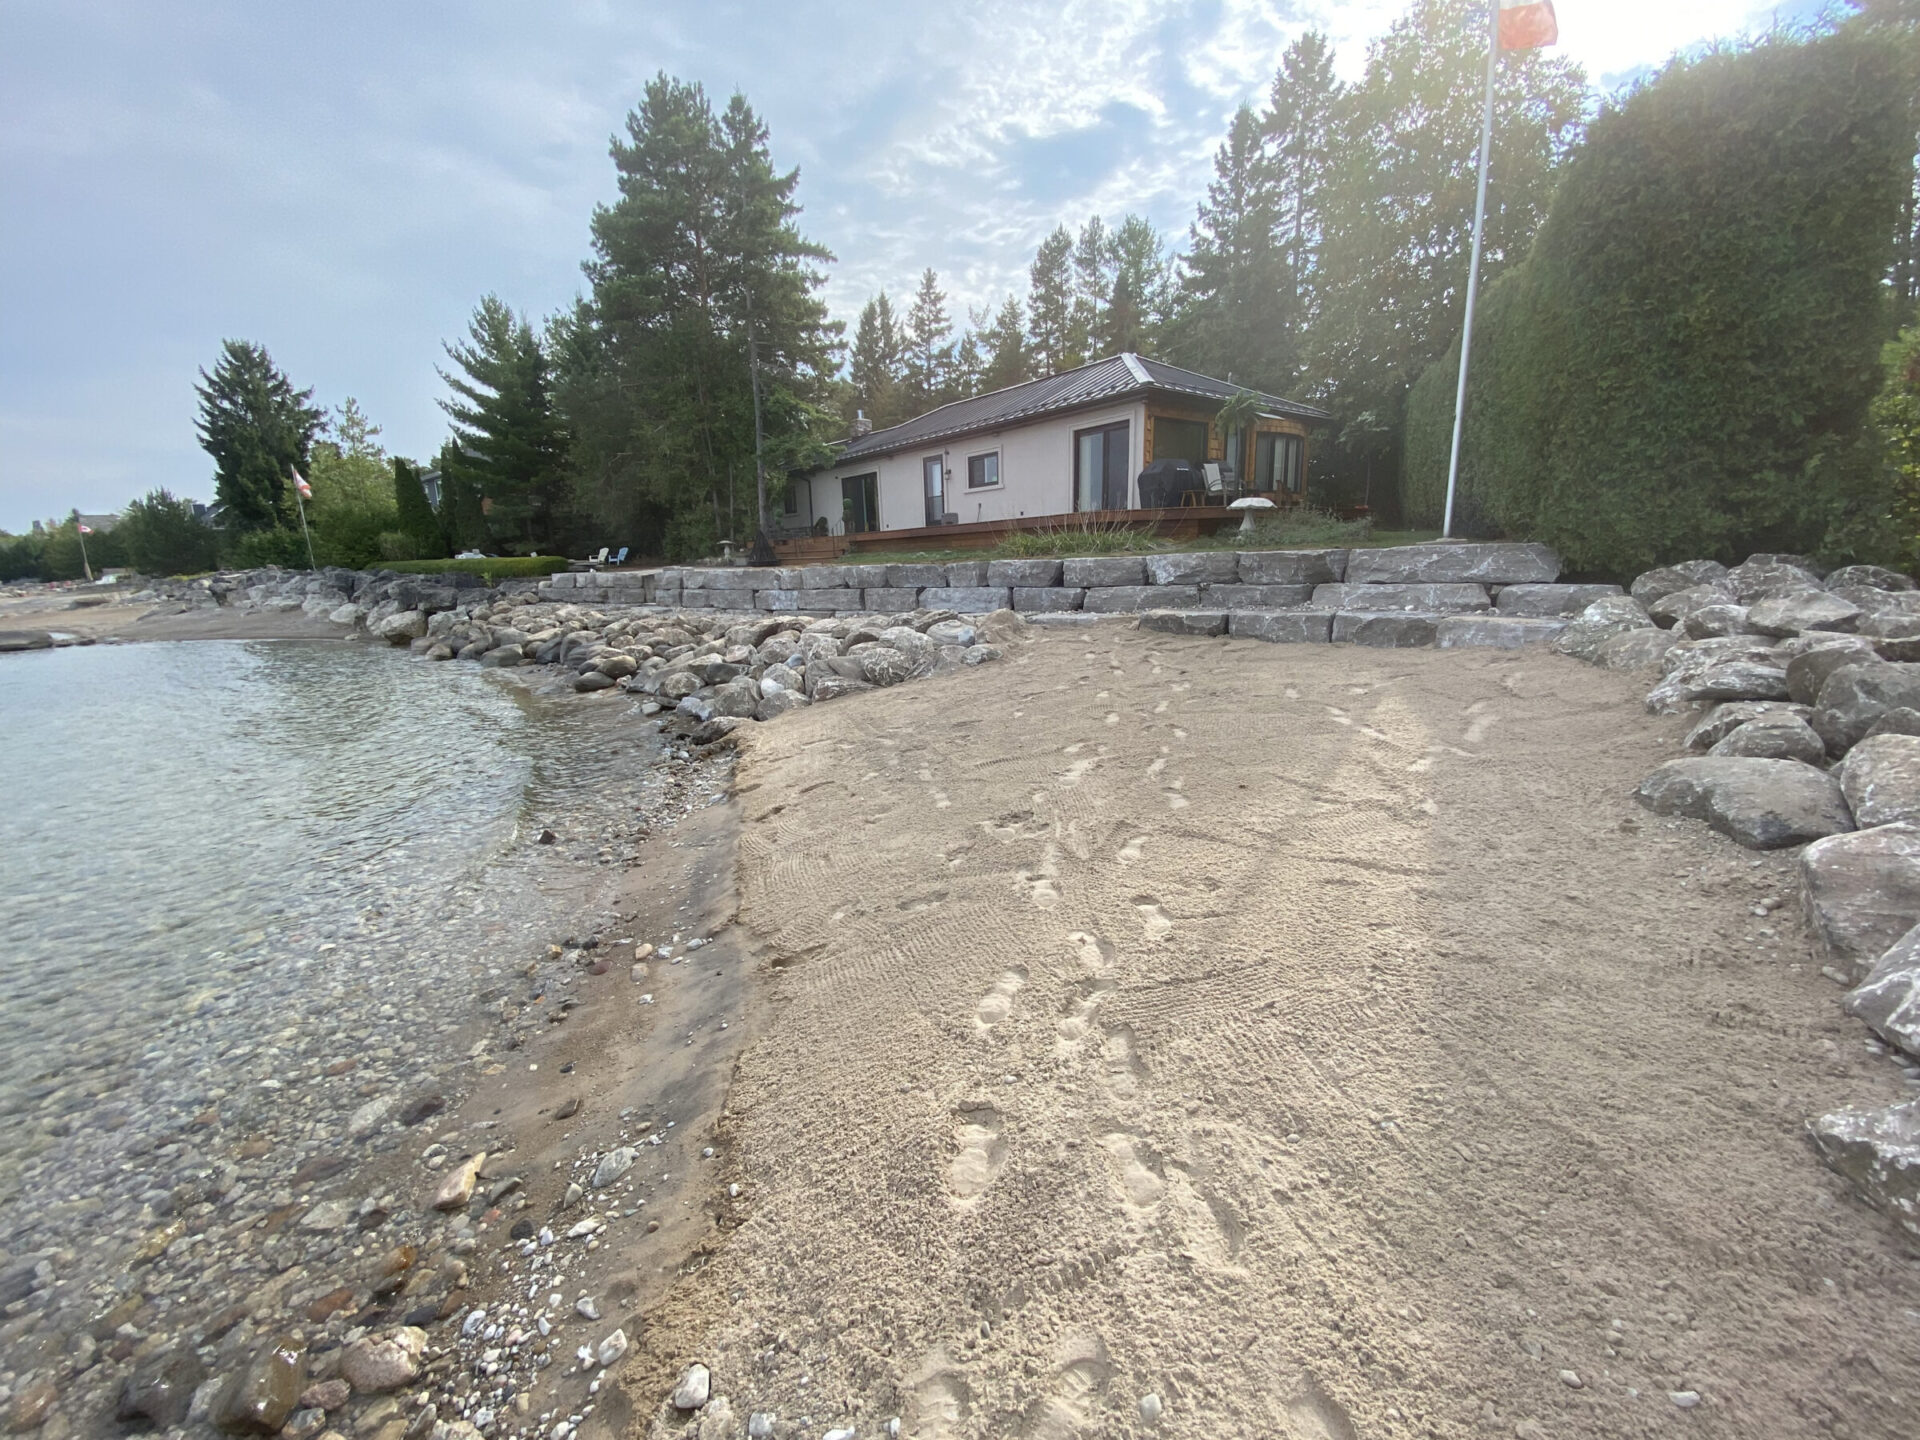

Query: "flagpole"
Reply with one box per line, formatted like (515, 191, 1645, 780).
(293, 480, 317, 570)
(1442, 0, 1500, 540)
(72, 510, 93, 583)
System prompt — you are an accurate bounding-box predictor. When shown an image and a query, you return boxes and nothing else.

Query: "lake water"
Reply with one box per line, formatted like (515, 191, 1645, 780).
(0, 639, 658, 1209)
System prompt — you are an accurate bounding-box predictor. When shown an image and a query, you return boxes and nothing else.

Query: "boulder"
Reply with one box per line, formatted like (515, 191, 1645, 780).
(986, 558, 1064, 587)
(1747, 590, 1862, 637)
(1865, 706, 1920, 741)
(1198, 583, 1316, 609)
(1808, 1100, 1920, 1240)
(1837, 734, 1920, 827)
(1679, 603, 1753, 639)
(924, 620, 977, 646)
(1648, 583, 1736, 629)
(1812, 662, 1920, 756)
(1801, 823, 1920, 979)
(1643, 661, 1790, 714)
(1826, 563, 1915, 593)
(1659, 636, 1781, 675)
(1493, 582, 1624, 617)
(760, 662, 802, 692)
(1138, 610, 1228, 637)
(1784, 638, 1882, 704)
(1436, 615, 1568, 649)
(945, 561, 989, 587)
(213, 1336, 306, 1434)
(756, 688, 810, 720)
(1859, 610, 1920, 661)
(1683, 700, 1813, 752)
(339, 1328, 425, 1395)
(478, 647, 523, 668)
(1726, 558, 1824, 603)
(659, 671, 703, 700)
(806, 674, 873, 702)
(1083, 585, 1199, 613)
(1343, 541, 1559, 584)
(1235, 548, 1348, 585)
(1331, 611, 1440, 647)
(1552, 595, 1655, 662)
(689, 716, 744, 746)
(878, 625, 938, 659)
(918, 587, 1011, 614)
(1013, 587, 1086, 612)
(855, 647, 916, 686)
(710, 677, 762, 715)
(1593, 628, 1679, 670)
(887, 563, 948, 588)
(1310, 582, 1491, 612)
(375, 610, 428, 643)
(1844, 924, 1920, 1057)
(595, 653, 639, 679)
(1633, 757, 1852, 850)
(1628, 559, 1731, 606)
(1708, 716, 1826, 765)
(1143, 552, 1238, 585)
(963, 644, 1004, 665)
(573, 672, 616, 693)
(1229, 609, 1334, 644)
(1061, 556, 1146, 588)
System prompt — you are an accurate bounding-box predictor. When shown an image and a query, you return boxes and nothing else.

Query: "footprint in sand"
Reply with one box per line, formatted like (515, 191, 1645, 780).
(1023, 1333, 1112, 1439)
(1054, 980, 1115, 1058)
(1066, 931, 1117, 973)
(908, 1368, 971, 1439)
(1153, 700, 1169, 714)
(1146, 756, 1167, 777)
(1101, 1133, 1166, 1209)
(947, 1105, 1008, 1200)
(1102, 1134, 1242, 1269)
(1463, 699, 1501, 746)
(1116, 836, 1146, 866)
(976, 968, 1027, 1031)
(932, 790, 951, 809)
(1133, 897, 1172, 940)
(1284, 1371, 1359, 1440)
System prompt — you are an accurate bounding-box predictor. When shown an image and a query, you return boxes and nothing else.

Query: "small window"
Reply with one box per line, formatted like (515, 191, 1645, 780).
(967, 452, 999, 489)
(783, 486, 799, 515)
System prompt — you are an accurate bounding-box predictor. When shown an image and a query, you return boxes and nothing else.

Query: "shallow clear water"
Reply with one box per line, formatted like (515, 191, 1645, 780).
(0, 639, 647, 1162)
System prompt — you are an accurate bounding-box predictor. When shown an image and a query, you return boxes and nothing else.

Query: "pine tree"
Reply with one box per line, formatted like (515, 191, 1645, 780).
(849, 293, 906, 428)
(1071, 218, 1111, 361)
(1028, 226, 1080, 376)
(951, 327, 985, 399)
(1168, 105, 1297, 392)
(558, 75, 838, 558)
(1264, 31, 1344, 328)
(193, 340, 322, 532)
(1101, 215, 1173, 357)
(902, 269, 954, 413)
(438, 295, 568, 554)
(980, 295, 1031, 392)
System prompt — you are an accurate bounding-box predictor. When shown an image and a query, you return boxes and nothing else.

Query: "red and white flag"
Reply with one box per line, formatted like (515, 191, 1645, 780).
(292, 468, 313, 500)
(1499, 0, 1558, 49)
(77, 522, 93, 535)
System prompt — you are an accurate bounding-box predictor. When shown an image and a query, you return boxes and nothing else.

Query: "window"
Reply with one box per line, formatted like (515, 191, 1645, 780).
(1254, 432, 1304, 494)
(923, 455, 946, 525)
(1073, 421, 1130, 512)
(782, 481, 800, 515)
(1153, 417, 1209, 464)
(967, 452, 999, 489)
(841, 473, 878, 532)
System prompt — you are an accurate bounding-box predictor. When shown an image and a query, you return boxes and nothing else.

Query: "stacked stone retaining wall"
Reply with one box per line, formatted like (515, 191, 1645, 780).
(540, 542, 1615, 652)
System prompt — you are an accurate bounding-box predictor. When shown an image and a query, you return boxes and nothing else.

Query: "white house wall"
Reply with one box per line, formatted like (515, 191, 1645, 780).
(802, 401, 1147, 532)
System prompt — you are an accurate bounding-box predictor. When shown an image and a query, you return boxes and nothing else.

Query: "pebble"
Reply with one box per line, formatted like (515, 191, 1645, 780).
(823, 1429, 856, 1440)
(1138, 1392, 1163, 1423)
(591, 1147, 637, 1188)
(748, 1414, 776, 1439)
(575, 1296, 601, 1321)
(671, 1363, 711, 1411)
(432, 1152, 487, 1210)
(596, 1329, 629, 1367)
(1669, 1390, 1702, 1408)
(1558, 1369, 1582, 1389)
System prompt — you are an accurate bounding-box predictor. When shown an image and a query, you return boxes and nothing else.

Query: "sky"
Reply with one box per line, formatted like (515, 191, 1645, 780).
(0, 0, 1816, 530)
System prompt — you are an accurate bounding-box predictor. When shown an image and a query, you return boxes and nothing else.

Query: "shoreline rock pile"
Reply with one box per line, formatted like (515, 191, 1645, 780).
(1552, 554, 1920, 1239)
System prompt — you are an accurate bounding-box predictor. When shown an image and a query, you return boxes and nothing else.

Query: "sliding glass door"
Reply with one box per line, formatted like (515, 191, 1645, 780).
(1073, 421, 1130, 512)
(923, 455, 946, 526)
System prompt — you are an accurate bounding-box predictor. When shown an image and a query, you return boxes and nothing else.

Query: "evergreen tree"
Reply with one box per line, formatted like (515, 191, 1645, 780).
(557, 75, 838, 558)
(393, 458, 447, 558)
(1310, 0, 1587, 477)
(902, 268, 954, 412)
(951, 326, 985, 399)
(119, 489, 219, 575)
(438, 295, 568, 554)
(193, 340, 322, 532)
(980, 295, 1031, 392)
(1071, 217, 1111, 361)
(1168, 105, 1296, 392)
(1264, 31, 1344, 328)
(1027, 226, 1080, 376)
(1101, 215, 1173, 357)
(849, 293, 906, 427)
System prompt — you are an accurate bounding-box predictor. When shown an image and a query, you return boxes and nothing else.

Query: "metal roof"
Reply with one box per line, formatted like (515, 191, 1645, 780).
(832, 353, 1329, 463)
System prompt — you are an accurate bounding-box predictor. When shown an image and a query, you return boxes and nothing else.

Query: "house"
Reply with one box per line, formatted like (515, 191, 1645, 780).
(784, 354, 1329, 542)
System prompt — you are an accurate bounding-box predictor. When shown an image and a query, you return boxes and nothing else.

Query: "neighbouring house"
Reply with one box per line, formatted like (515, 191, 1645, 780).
(783, 354, 1329, 542)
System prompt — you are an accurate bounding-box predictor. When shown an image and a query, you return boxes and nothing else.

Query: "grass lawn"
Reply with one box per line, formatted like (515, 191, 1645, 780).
(830, 513, 1443, 566)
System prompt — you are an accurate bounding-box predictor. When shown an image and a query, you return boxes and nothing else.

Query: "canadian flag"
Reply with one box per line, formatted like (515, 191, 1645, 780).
(77, 522, 93, 535)
(292, 468, 313, 500)
(1499, 0, 1558, 50)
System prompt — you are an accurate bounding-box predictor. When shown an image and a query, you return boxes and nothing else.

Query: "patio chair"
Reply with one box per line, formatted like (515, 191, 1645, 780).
(611, 546, 629, 566)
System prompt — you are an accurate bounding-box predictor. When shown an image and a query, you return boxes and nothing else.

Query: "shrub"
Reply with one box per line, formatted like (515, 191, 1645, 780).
(119, 489, 221, 576)
(227, 527, 312, 569)
(382, 556, 569, 582)
(1402, 26, 1915, 573)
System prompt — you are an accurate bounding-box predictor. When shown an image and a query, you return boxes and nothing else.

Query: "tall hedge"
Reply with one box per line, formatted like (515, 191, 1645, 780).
(1404, 27, 1915, 572)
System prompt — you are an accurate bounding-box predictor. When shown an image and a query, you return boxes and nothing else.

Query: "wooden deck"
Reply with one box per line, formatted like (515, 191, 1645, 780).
(772, 508, 1239, 561)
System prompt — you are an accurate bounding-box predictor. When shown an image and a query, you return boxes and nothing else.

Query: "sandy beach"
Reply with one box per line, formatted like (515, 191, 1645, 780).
(568, 621, 1920, 1439)
(0, 589, 356, 644)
